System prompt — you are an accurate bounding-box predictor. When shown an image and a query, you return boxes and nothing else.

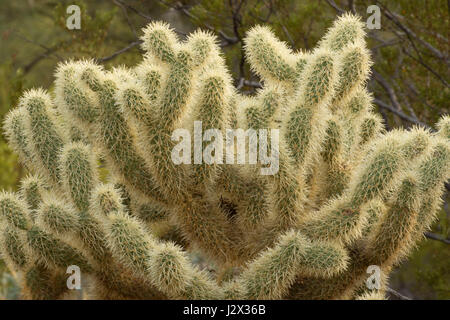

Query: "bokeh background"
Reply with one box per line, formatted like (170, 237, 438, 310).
(0, 0, 448, 299)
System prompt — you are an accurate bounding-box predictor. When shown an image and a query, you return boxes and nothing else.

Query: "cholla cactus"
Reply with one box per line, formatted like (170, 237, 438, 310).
(1, 14, 449, 300)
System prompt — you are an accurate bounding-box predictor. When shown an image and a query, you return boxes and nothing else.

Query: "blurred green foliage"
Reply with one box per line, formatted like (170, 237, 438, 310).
(0, 0, 448, 299)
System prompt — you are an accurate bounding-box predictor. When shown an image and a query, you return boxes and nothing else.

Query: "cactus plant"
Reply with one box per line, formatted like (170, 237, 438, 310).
(0, 13, 449, 300)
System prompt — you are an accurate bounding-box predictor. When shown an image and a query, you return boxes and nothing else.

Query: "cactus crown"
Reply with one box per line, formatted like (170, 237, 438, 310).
(1, 14, 449, 300)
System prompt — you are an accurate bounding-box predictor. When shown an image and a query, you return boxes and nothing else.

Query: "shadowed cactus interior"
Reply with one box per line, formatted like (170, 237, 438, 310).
(0, 13, 449, 300)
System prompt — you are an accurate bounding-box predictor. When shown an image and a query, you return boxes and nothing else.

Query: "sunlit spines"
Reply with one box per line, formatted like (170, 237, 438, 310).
(19, 89, 67, 182)
(244, 25, 297, 84)
(26, 225, 91, 271)
(141, 21, 178, 64)
(436, 115, 450, 140)
(417, 139, 450, 193)
(3, 107, 33, 168)
(359, 112, 384, 146)
(364, 174, 421, 266)
(0, 225, 29, 271)
(77, 63, 166, 203)
(355, 291, 386, 300)
(59, 142, 99, 212)
(408, 139, 450, 244)
(186, 29, 220, 68)
(54, 61, 99, 126)
(319, 13, 366, 52)
(104, 210, 154, 278)
(134, 63, 165, 101)
(0, 192, 32, 230)
(239, 231, 348, 299)
(36, 198, 80, 237)
(347, 133, 404, 208)
(331, 43, 372, 108)
(298, 195, 369, 245)
(285, 50, 336, 171)
(191, 72, 231, 186)
(90, 183, 125, 216)
(19, 175, 46, 219)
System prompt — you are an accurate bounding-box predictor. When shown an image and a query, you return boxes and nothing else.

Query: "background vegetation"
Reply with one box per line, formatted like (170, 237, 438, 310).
(0, 0, 448, 299)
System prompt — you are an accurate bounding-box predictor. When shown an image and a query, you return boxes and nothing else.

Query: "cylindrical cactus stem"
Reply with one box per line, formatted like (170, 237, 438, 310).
(186, 30, 220, 68)
(360, 198, 386, 238)
(37, 193, 108, 268)
(310, 90, 374, 204)
(134, 63, 164, 100)
(149, 242, 222, 299)
(0, 192, 33, 231)
(417, 139, 450, 194)
(320, 118, 348, 199)
(104, 210, 155, 278)
(104, 210, 222, 299)
(115, 78, 186, 201)
(294, 52, 310, 85)
(285, 50, 336, 171)
(191, 72, 231, 187)
(237, 231, 348, 299)
(132, 200, 170, 224)
(330, 44, 371, 109)
(90, 183, 126, 216)
(141, 21, 178, 64)
(437, 115, 450, 140)
(0, 225, 29, 271)
(348, 130, 427, 209)
(36, 198, 80, 237)
(72, 62, 166, 203)
(359, 112, 384, 146)
(364, 174, 421, 266)
(26, 225, 91, 272)
(54, 61, 99, 126)
(158, 49, 194, 131)
(267, 146, 306, 230)
(244, 25, 297, 84)
(299, 130, 429, 245)
(175, 197, 238, 263)
(59, 142, 99, 212)
(339, 89, 374, 153)
(19, 175, 46, 221)
(147, 48, 197, 197)
(319, 13, 366, 52)
(3, 107, 33, 169)
(0, 192, 90, 271)
(245, 85, 286, 130)
(22, 263, 69, 300)
(409, 139, 450, 242)
(19, 89, 67, 183)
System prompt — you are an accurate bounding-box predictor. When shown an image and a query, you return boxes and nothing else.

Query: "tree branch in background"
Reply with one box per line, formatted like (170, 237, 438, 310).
(386, 287, 412, 300)
(425, 232, 450, 245)
(97, 40, 143, 63)
(325, 0, 345, 14)
(157, 0, 238, 44)
(373, 99, 429, 129)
